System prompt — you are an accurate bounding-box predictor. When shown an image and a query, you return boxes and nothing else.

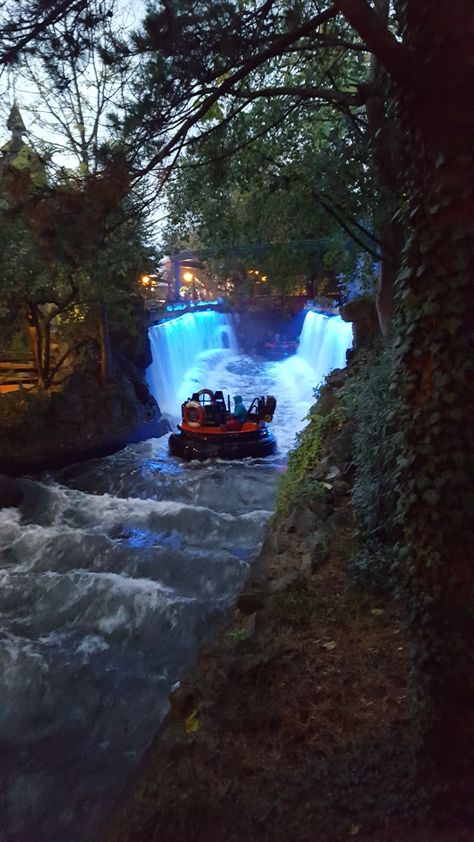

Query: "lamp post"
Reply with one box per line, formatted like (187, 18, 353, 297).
(183, 270, 196, 300)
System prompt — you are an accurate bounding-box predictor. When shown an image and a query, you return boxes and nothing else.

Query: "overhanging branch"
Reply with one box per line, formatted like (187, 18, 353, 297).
(334, 0, 416, 85)
(136, 5, 338, 178)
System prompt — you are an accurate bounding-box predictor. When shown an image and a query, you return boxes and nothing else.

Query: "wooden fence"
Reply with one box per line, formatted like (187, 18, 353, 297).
(0, 361, 38, 393)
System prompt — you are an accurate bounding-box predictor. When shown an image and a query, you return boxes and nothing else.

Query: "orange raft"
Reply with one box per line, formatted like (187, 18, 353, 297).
(169, 389, 277, 461)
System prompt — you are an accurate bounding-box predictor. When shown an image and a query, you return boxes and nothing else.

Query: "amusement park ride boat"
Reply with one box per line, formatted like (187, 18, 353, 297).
(259, 335, 299, 361)
(169, 389, 277, 460)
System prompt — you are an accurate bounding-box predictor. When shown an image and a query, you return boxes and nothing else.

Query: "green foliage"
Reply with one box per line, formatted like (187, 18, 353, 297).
(0, 162, 154, 387)
(341, 346, 401, 592)
(343, 345, 399, 543)
(162, 95, 376, 293)
(275, 405, 325, 519)
(276, 389, 348, 520)
(350, 542, 399, 594)
(0, 388, 51, 440)
(0, 321, 29, 360)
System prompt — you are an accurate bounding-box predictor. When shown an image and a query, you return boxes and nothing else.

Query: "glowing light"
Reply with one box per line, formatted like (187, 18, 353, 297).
(183, 271, 194, 282)
(140, 274, 150, 286)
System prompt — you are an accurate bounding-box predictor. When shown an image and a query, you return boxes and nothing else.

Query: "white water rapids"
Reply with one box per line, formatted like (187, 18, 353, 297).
(0, 309, 352, 842)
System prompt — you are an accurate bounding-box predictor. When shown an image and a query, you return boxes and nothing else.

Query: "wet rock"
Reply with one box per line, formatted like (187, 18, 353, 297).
(304, 531, 325, 553)
(273, 531, 293, 554)
(326, 368, 347, 388)
(260, 530, 292, 556)
(327, 421, 355, 473)
(340, 296, 379, 349)
(300, 552, 313, 575)
(306, 494, 333, 520)
(108, 398, 123, 421)
(285, 505, 315, 536)
(0, 476, 23, 508)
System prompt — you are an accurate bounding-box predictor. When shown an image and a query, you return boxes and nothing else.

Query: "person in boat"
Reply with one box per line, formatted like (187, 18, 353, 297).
(226, 394, 247, 430)
(231, 395, 247, 421)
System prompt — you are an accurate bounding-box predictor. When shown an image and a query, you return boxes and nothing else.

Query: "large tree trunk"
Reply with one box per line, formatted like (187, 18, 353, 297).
(394, 0, 474, 795)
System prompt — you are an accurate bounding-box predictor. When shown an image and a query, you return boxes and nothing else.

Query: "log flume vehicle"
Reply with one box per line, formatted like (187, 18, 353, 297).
(169, 389, 277, 460)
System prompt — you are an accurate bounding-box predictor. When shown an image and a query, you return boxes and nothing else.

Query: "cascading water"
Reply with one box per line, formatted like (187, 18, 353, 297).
(147, 310, 237, 414)
(0, 305, 352, 842)
(297, 311, 353, 383)
(270, 311, 353, 447)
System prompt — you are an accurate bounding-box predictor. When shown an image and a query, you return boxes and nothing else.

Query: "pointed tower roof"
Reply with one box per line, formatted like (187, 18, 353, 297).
(1, 104, 46, 186)
(7, 102, 26, 136)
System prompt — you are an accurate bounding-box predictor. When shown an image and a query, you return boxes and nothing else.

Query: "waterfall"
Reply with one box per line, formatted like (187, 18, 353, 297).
(275, 311, 353, 411)
(147, 310, 237, 414)
(297, 311, 353, 384)
(147, 307, 352, 419)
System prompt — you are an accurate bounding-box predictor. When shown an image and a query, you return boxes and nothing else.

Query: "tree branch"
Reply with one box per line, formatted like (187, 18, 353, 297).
(136, 5, 338, 178)
(334, 0, 416, 85)
(229, 84, 368, 106)
(49, 338, 91, 379)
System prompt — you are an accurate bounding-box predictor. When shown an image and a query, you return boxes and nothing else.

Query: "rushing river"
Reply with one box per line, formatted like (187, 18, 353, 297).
(0, 310, 352, 842)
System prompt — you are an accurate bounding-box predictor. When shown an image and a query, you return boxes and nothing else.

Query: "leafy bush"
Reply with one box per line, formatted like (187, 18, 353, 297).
(342, 343, 401, 591)
(275, 405, 324, 520)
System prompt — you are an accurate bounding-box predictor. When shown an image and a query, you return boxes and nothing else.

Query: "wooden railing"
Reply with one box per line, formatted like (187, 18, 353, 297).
(0, 361, 38, 393)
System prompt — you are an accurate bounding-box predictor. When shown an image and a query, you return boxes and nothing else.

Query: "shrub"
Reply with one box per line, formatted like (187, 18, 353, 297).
(342, 343, 401, 591)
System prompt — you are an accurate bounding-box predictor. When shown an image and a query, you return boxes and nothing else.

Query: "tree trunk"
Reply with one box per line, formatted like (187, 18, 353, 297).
(25, 306, 49, 389)
(99, 300, 113, 384)
(394, 0, 474, 798)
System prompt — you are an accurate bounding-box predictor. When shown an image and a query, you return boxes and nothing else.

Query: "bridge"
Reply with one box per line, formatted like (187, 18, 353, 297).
(168, 238, 347, 299)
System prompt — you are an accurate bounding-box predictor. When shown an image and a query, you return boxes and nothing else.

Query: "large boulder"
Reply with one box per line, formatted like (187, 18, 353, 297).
(340, 296, 379, 349)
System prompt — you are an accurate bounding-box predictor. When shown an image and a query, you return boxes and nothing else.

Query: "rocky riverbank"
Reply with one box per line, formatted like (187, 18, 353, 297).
(0, 367, 168, 477)
(101, 366, 452, 842)
(0, 302, 170, 478)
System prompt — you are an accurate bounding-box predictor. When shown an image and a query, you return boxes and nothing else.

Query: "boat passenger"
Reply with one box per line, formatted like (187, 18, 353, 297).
(231, 395, 247, 422)
(225, 394, 247, 430)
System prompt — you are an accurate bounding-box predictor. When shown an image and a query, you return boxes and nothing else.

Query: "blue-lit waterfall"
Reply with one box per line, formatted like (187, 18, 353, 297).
(297, 311, 353, 382)
(146, 308, 352, 423)
(147, 311, 237, 414)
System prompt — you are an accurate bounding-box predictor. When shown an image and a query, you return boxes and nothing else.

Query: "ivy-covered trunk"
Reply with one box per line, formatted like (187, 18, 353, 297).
(394, 0, 474, 793)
